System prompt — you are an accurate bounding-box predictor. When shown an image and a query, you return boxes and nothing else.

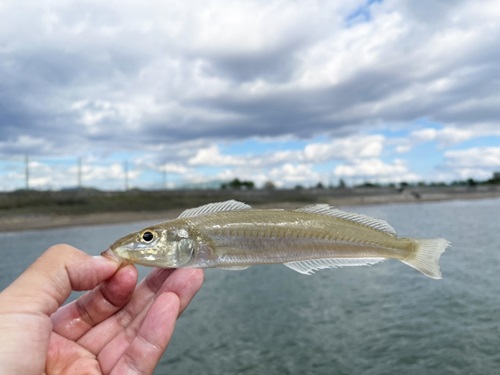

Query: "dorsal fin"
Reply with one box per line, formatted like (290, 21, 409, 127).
(178, 200, 252, 218)
(294, 204, 397, 236)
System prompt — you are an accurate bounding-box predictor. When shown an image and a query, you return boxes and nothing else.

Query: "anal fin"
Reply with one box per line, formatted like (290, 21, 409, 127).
(284, 257, 385, 275)
(216, 265, 251, 271)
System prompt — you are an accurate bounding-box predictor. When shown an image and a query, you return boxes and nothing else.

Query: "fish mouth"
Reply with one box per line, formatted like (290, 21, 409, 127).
(101, 248, 123, 262)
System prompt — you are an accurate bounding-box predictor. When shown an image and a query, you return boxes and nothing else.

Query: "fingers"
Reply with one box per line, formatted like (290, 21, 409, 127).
(83, 268, 203, 366)
(109, 292, 180, 375)
(76, 268, 175, 354)
(50, 264, 138, 341)
(0, 244, 119, 316)
(150, 268, 205, 315)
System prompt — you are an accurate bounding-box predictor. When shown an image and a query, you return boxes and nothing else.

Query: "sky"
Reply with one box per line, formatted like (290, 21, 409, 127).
(1, 0, 500, 190)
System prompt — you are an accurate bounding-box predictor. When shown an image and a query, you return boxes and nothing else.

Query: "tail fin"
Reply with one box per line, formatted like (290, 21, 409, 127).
(401, 238, 450, 279)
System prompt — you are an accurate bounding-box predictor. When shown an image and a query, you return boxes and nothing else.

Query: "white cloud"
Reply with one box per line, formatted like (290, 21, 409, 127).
(438, 146, 500, 181)
(0, 135, 53, 155)
(268, 163, 319, 187)
(334, 158, 418, 183)
(436, 128, 479, 148)
(3, 158, 148, 191)
(444, 147, 500, 168)
(188, 145, 244, 166)
(296, 10, 407, 89)
(184, 134, 396, 187)
(2, 0, 500, 188)
(3, 0, 500, 152)
(303, 135, 384, 162)
(395, 126, 500, 153)
(188, 134, 386, 169)
(160, 163, 189, 174)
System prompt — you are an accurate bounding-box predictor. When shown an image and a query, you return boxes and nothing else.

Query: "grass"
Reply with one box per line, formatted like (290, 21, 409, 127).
(0, 188, 319, 217)
(1, 185, 498, 219)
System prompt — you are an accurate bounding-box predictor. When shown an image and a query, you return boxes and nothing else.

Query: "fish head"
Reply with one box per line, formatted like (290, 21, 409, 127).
(104, 222, 195, 268)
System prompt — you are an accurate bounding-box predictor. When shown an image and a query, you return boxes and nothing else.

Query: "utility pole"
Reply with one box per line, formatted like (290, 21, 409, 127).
(25, 155, 30, 190)
(124, 160, 129, 191)
(77, 157, 82, 189)
(163, 164, 167, 190)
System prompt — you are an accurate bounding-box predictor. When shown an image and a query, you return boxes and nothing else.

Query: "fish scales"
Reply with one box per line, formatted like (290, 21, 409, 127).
(104, 200, 450, 279)
(184, 210, 409, 265)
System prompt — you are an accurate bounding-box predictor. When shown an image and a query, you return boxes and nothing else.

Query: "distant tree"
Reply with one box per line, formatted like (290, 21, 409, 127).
(242, 180, 254, 190)
(316, 182, 324, 189)
(338, 179, 346, 189)
(466, 178, 477, 187)
(228, 178, 242, 189)
(225, 178, 255, 190)
(263, 181, 276, 190)
(430, 181, 447, 187)
(294, 184, 303, 190)
(359, 182, 377, 188)
(486, 172, 500, 184)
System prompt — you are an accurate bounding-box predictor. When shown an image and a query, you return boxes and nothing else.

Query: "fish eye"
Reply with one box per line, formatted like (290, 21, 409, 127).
(141, 231, 155, 243)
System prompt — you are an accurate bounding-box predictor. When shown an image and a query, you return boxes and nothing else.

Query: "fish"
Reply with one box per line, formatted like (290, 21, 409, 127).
(103, 200, 450, 279)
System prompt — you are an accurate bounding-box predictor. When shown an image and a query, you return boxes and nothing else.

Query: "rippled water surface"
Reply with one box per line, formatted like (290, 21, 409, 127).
(1, 198, 498, 375)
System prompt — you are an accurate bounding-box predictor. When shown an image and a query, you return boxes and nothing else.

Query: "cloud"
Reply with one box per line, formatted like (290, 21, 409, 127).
(411, 146, 500, 182)
(395, 126, 500, 153)
(334, 158, 418, 183)
(0, 135, 53, 155)
(188, 145, 244, 166)
(303, 135, 384, 162)
(268, 163, 320, 187)
(1, 0, 500, 188)
(188, 134, 384, 167)
(2, 0, 500, 157)
(0, 159, 134, 191)
(444, 147, 500, 170)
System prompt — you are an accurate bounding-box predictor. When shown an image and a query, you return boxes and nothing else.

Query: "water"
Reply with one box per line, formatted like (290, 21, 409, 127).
(1, 198, 499, 374)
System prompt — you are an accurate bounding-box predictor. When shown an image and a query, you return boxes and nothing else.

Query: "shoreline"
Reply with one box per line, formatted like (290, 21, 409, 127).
(1, 189, 499, 232)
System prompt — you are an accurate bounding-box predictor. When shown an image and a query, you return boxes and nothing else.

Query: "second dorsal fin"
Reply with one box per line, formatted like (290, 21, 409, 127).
(178, 200, 252, 218)
(294, 204, 397, 236)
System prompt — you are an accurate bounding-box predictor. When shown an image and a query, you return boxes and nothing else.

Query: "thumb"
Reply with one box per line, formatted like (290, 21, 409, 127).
(1, 244, 120, 316)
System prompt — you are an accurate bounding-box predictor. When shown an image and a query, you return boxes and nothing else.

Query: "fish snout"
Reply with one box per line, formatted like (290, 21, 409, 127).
(101, 247, 123, 262)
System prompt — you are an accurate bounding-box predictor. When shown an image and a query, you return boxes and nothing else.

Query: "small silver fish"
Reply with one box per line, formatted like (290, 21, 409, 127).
(103, 200, 450, 279)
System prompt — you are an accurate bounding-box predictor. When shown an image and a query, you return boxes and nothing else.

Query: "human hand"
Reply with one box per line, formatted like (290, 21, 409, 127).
(0, 244, 204, 374)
